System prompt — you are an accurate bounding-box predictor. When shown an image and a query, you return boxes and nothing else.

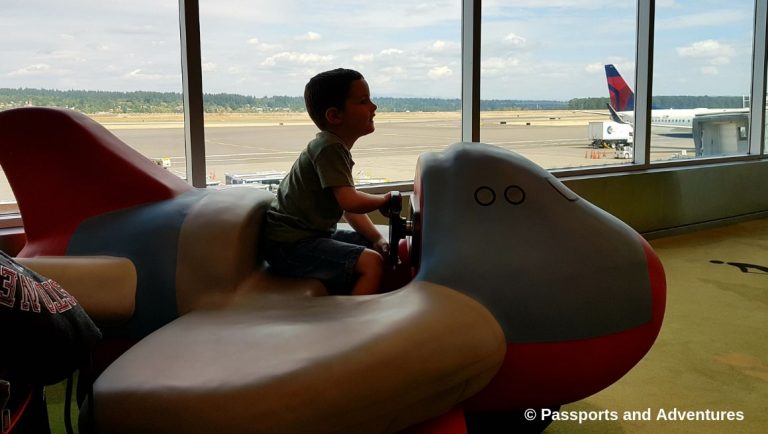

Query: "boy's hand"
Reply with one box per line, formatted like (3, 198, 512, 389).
(379, 192, 393, 217)
(379, 192, 400, 218)
(373, 237, 390, 256)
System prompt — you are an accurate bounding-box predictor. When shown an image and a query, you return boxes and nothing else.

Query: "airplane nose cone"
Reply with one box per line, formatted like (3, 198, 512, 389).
(411, 142, 666, 410)
(465, 235, 666, 410)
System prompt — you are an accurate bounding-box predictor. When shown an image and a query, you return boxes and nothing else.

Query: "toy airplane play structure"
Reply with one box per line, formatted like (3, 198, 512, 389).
(0, 107, 666, 433)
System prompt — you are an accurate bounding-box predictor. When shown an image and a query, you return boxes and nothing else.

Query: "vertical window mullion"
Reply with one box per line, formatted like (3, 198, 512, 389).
(179, 0, 207, 187)
(634, 0, 654, 167)
(749, 0, 767, 155)
(462, 0, 480, 143)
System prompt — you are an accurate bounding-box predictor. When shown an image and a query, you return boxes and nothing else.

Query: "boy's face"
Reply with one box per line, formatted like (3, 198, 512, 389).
(336, 79, 377, 140)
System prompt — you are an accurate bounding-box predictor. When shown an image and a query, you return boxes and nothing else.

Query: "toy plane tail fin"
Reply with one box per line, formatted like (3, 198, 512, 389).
(0, 107, 192, 255)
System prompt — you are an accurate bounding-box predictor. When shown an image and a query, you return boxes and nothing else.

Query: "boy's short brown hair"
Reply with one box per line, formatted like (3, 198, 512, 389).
(304, 68, 364, 129)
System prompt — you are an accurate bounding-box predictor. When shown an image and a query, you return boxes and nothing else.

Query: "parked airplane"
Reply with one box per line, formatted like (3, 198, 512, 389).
(604, 64, 748, 129)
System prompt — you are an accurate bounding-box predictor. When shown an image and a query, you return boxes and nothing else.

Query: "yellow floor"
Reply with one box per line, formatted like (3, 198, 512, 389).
(548, 218, 768, 433)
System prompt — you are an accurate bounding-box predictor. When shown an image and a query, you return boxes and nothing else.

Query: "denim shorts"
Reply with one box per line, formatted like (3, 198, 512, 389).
(264, 229, 371, 295)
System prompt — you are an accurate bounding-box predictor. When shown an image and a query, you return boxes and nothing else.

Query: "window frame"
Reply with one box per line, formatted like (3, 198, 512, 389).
(0, 0, 764, 229)
(177, 0, 768, 189)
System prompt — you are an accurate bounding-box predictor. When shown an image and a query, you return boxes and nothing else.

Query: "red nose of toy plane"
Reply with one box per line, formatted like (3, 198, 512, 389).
(466, 236, 666, 410)
(412, 143, 666, 411)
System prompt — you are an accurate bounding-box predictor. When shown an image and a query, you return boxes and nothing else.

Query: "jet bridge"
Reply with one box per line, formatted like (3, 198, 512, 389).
(692, 112, 749, 157)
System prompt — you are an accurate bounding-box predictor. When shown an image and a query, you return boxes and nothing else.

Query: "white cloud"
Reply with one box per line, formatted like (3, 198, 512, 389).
(8, 64, 52, 76)
(657, 10, 748, 30)
(481, 57, 521, 77)
(709, 56, 731, 66)
(428, 66, 452, 79)
(123, 69, 166, 81)
(247, 37, 282, 51)
(584, 63, 604, 74)
(296, 32, 321, 41)
(353, 54, 374, 63)
(380, 48, 404, 56)
(677, 40, 735, 65)
(503, 33, 527, 48)
(90, 43, 111, 52)
(381, 66, 407, 76)
(114, 24, 156, 35)
(585, 60, 634, 74)
(427, 40, 459, 54)
(47, 49, 87, 63)
(485, 0, 633, 9)
(0, 0, 749, 98)
(261, 52, 334, 66)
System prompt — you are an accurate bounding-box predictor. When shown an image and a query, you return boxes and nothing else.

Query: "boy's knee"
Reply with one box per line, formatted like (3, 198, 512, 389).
(356, 249, 383, 274)
(351, 249, 384, 296)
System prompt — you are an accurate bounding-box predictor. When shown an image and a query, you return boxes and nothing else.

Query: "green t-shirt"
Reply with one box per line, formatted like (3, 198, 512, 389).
(265, 131, 355, 242)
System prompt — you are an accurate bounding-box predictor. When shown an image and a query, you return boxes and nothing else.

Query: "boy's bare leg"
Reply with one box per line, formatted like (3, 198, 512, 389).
(351, 249, 384, 295)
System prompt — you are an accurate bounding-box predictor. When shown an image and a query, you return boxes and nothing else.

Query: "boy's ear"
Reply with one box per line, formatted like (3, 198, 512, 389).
(325, 107, 343, 125)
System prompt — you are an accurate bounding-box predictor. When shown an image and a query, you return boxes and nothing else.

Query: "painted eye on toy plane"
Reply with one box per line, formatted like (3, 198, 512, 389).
(504, 185, 525, 204)
(474, 186, 495, 206)
(473, 185, 526, 207)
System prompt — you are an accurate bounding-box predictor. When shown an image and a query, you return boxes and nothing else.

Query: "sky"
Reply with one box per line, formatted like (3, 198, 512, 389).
(0, 0, 757, 100)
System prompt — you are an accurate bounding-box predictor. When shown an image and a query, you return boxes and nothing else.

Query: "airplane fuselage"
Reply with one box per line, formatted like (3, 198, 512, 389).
(616, 108, 747, 129)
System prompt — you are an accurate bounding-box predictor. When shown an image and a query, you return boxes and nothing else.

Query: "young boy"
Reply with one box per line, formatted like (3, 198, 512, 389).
(263, 68, 391, 295)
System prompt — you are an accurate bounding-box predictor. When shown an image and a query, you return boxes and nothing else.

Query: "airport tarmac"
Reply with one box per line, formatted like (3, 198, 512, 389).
(0, 111, 695, 204)
(103, 111, 695, 183)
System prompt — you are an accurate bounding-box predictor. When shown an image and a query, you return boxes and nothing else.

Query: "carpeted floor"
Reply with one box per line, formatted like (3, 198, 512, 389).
(547, 217, 768, 433)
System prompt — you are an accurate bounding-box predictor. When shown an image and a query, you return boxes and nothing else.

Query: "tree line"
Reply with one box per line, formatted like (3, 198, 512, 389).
(0, 88, 747, 113)
(568, 95, 747, 110)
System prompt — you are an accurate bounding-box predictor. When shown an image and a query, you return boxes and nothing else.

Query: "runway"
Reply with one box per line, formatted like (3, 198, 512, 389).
(104, 113, 695, 187)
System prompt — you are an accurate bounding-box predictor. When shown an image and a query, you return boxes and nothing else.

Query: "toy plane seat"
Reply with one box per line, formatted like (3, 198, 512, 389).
(0, 108, 505, 433)
(94, 282, 506, 434)
(90, 178, 506, 434)
(0, 107, 192, 257)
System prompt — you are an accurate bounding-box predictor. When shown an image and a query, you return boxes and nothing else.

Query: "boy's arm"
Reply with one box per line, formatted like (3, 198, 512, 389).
(343, 211, 389, 255)
(332, 186, 390, 214)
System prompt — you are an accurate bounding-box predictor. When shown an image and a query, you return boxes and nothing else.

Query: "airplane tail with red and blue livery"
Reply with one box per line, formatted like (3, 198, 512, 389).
(605, 64, 635, 111)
